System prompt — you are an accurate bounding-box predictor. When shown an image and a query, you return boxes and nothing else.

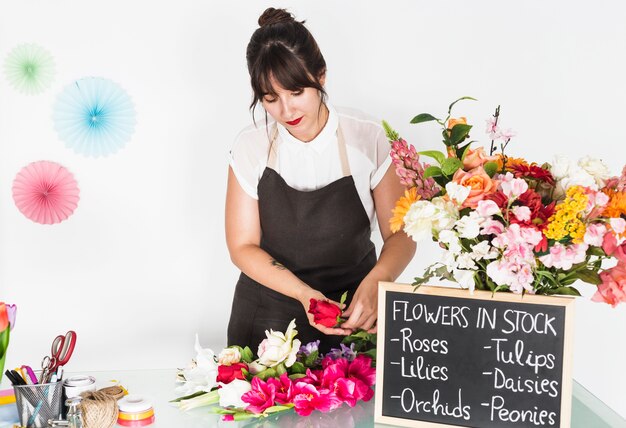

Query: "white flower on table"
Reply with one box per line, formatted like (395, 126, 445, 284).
(256, 318, 301, 368)
(175, 334, 219, 396)
(218, 379, 252, 408)
(218, 347, 241, 366)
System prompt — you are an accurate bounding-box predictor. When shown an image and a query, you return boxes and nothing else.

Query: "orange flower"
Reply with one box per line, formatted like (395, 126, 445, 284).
(452, 167, 500, 209)
(463, 146, 499, 170)
(447, 117, 467, 130)
(603, 189, 626, 218)
(496, 155, 528, 172)
(390, 187, 421, 233)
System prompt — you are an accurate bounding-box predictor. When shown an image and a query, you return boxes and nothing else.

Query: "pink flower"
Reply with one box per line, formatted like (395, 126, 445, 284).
(500, 172, 529, 199)
(476, 200, 501, 217)
(485, 117, 500, 139)
(267, 373, 294, 405)
(603, 232, 626, 264)
(390, 139, 439, 199)
(511, 206, 531, 222)
(584, 223, 607, 247)
(347, 355, 376, 388)
(480, 218, 505, 236)
(222, 414, 234, 421)
(292, 382, 341, 416)
(241, 377, 276, 414)
(610, 218, 626, 235)
(486, 259, 535, 293)
(499, 128, 516, 141)
(539, 243, 589, 270)
(592, 263, 626, 307)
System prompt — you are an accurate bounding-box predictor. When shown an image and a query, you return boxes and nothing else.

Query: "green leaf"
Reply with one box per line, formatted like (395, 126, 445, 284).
(304, 350, 319, 367)
(447, 96, 477, 114)
(418, 150, 446, 165)
(382, 120, 400, 141)
(256, 367, 277, 381)
(241, 346, 254, 364)
(265, 405, 294, 413)
(587, 246, 606, 257)
(362, 348, 377, 360)
(169, 391, 207, 403)
(431, 175, 449, 188)
(448, 124, 473, 146)
(289, 373, 307, 380)
(441, 157, 463, 176)
(483, 161, 498, 177)
(339, 291, 348, 305)
(290, 362, 307, 374)
(550, 286, 582, 296)
(410, 113, 440, 124)
(423, 165, 443, 178)
(275, 363, 287, 376)
(573, 270, 602, 285)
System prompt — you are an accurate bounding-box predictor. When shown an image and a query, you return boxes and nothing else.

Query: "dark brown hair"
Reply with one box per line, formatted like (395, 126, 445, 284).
(246, 8, 327, 117)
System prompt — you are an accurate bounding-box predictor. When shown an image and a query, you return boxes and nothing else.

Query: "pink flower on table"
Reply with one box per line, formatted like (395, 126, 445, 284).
(584, 223, 607, 247)
(241, 377, 276, 414)
(222, 414, 234, 421)
(591, 263, 626, 307)
(292, 382, 341, 416)
(267, 373, 294, 405)
(346, 355, 376, 402)
(539, 243, 589, 270)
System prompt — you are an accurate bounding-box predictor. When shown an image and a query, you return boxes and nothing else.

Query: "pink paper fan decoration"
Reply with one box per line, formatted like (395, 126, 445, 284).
(12, 161, 80, 224)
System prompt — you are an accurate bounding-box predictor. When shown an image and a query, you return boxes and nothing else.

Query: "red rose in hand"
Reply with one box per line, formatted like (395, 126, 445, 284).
(216, 362, 248, 384)
(308, 299, 342, 328)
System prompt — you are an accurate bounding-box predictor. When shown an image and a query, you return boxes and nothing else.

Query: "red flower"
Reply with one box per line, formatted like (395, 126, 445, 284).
(308, 299, 342, 328)
(509, 163, 555, 185)
(292, 382, 341, 416)
(216, 362, 248, 384)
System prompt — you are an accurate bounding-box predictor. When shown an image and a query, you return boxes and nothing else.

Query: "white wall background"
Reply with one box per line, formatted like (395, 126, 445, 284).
(1, 0, 625, 419)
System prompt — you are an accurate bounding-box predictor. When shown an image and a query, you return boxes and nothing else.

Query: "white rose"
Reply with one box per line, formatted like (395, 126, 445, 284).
(560, 168, 597, 191)
(578, 156, 611, 187)
(257, 319, 301, 368)
(550, 155, 572, 179)
(218, 347, 241, 366)
(218, 379, 251, 408)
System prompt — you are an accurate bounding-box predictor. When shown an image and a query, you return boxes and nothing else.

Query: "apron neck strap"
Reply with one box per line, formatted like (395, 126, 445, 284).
(267, 122, 351, 177)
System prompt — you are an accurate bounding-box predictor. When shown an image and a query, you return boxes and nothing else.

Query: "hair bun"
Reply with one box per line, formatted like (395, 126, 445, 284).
(258, 8, 295, 27)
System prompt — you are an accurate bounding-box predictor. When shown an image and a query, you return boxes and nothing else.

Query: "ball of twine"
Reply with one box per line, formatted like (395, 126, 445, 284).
(80, 390, 118, 428)
(98, 385, 126, 400)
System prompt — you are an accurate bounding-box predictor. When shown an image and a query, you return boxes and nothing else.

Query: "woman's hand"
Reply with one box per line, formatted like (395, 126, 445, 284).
(296, 287, 352, 336)
(341, 277, 379, 333)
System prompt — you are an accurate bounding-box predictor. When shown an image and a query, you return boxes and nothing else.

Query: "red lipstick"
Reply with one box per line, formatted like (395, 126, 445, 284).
(286, 117, 303, 126)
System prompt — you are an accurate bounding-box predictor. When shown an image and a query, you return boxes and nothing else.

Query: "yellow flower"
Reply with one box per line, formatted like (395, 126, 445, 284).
(390, 187, 421, 233)
(544, 186, 588, 243)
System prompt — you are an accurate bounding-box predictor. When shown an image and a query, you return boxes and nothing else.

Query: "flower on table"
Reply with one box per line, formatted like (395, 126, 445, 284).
(292, 382, 341, 416)
(241, 377, 277, 414)
(256, 319, 301, 368)
(216, 362, 248, 384)
(218, 379, 252, 408)
(175, 334, 218, 396)
(267, 373, 295, 405)
(218, 347, 241, 366)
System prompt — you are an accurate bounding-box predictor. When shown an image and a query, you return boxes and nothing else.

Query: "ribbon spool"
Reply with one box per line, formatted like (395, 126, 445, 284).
(117, 395, 155, 427)
(80, 390, 118, 428)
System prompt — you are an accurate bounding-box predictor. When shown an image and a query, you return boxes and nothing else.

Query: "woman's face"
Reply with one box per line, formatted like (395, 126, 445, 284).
(261, 76, 327, 142)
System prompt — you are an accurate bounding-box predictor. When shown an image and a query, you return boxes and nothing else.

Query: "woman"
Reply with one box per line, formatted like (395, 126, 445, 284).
(226, 8, 416, 351)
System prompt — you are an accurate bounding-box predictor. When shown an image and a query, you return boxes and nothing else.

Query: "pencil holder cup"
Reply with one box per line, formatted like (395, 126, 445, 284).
(13, 381, 63, 428)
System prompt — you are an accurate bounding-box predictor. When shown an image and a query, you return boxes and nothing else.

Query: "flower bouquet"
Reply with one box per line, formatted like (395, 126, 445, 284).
(172, 314, 376, 422)
(385, 97, 626, 306)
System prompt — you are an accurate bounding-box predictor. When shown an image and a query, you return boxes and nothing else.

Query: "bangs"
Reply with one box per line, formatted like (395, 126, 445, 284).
(250, 43, 321, 99)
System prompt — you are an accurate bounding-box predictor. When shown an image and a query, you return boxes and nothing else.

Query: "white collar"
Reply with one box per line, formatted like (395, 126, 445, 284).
(276, 104, 338, 153)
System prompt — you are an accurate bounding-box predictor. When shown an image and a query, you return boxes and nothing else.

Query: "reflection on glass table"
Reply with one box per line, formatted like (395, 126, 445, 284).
(1, 369, 625, 428)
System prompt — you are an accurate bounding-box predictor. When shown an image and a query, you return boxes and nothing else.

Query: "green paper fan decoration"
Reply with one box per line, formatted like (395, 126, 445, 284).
(3, 43, 56, 95)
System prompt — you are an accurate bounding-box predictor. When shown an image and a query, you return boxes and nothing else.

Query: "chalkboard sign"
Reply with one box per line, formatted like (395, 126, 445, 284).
(374, 282, 574, 428)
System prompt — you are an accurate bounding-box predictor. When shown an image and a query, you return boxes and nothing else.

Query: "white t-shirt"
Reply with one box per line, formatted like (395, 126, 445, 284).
(229, 104, 392, 229)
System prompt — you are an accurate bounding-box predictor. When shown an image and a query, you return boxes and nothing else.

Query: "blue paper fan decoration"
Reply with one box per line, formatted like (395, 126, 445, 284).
(53, 77, 137, 157)
(3, 43, 56, 95)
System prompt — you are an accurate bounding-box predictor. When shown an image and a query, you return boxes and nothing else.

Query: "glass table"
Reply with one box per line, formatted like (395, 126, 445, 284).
(1, 369, 624, 427)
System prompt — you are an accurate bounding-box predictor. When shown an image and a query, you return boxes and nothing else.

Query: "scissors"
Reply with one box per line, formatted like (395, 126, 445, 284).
(41, 330, 77, 383)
